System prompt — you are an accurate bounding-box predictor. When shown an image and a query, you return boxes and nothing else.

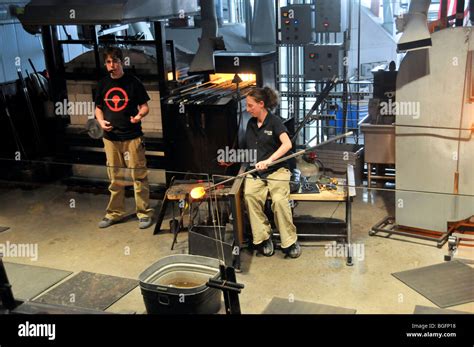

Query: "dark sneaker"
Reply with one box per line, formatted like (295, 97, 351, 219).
(285, 242, 302, 259)
(261, 237, 274, 257)
(139, 217, 153, 229)
(98, 217, 118, 228)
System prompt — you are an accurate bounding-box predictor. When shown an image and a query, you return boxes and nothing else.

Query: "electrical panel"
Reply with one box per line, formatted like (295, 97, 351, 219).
(304, 44, 343, 80)
(315, 0, 341, 33)
(280, 5, 313, 44)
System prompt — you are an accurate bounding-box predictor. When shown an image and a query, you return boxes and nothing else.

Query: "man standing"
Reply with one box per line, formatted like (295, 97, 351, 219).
(95, 47, 154, 229)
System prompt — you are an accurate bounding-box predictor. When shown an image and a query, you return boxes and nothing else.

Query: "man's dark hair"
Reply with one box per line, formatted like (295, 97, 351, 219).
(103, 47, 124, 62)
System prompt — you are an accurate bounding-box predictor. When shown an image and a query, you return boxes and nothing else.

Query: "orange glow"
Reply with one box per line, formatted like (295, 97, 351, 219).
(190, 186, 206, 200)
(208, 73, 256, 84)
(168, 71, 179, 81)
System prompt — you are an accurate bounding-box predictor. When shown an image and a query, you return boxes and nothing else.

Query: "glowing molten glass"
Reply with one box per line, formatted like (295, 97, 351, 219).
(190, 186, 206, 200)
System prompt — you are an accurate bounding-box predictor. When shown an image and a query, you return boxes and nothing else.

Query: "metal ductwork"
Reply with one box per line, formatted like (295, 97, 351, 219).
(250, 0, 276, 45)
(382, 0, 394, 35)
(396, 0, 432, 52)
(189, 0, 225, 74)
(131, 22, 154, 40)
(20, 0, 199, 25)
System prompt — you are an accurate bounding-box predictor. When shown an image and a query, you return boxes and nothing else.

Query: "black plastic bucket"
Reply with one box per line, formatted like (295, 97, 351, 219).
(139, 254, 221, 314)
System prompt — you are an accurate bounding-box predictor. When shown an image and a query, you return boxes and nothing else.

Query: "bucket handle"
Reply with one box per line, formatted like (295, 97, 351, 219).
(158, 295, 170, 306)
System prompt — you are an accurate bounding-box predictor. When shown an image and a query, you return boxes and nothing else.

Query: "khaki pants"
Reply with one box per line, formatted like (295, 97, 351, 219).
(244, 167, 297, 249)
(103, 137, 154, 220)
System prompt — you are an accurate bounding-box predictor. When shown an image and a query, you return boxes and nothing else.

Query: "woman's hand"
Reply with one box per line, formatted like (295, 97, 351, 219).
(255, 159, 272, 171)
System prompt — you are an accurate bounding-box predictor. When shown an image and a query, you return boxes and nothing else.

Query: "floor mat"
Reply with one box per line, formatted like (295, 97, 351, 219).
(414, 305, 471, 314)
(33, 271, 138, 311)
(392, 261, 474, 308)
(0, 226, 10, 233)
(4, 262, 72, 301)
(262, 297, 356, 314)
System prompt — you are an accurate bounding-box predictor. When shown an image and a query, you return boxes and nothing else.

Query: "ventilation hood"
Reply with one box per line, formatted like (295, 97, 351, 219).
(21, 0, 199, 25)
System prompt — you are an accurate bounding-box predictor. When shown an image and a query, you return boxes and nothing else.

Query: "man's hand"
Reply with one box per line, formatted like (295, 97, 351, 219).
(130, 114, 143, 124)
(98, 119, 113, 131)
(255, 159, 272, 171)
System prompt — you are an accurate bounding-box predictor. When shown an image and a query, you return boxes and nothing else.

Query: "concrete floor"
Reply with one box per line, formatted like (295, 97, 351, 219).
(0, 181, 472, 314)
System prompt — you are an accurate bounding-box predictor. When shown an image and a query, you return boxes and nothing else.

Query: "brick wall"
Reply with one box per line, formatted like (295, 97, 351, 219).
(66, 80, 95, 125)
(141, 88, 162, 132)
(66, 80, 162, 132)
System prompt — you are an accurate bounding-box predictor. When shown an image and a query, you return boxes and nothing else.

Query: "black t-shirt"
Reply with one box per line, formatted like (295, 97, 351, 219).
(95, 73, 150, 141)
(245, 112, 290, 178)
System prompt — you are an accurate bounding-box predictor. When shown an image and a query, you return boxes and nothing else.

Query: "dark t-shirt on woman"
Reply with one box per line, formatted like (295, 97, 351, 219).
(245, 112, 290, 178)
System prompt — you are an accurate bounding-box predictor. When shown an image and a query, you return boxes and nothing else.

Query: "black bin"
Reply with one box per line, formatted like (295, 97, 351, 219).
(138, 255, 221, 314)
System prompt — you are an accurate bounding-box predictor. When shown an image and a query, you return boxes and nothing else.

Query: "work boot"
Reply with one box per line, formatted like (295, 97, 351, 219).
(260, 237, 274, 257)
(284, 241, 302, 259)
(139, 217, 153, 229)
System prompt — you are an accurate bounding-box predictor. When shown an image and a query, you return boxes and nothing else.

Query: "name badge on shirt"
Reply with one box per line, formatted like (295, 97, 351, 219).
(264, 130, 273, 136)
